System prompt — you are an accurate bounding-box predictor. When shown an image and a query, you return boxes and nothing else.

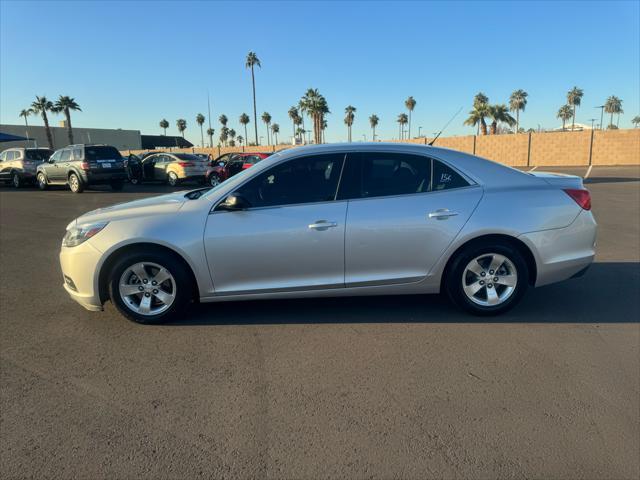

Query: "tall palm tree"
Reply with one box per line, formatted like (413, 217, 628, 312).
(288, 106, 299, 141)
(369, 114, 379, 141)
(297, 99, 307, 142)
(604, 95, 623, 128)
(301, 88, 330, 144)
(19, 108, 32, 127)
(239, 113, 250, 146)
(219, 114, 228, 128)
(245, 51, 261, 145)
(632, 115, 640, 128)
(54, 96, 81, 145)
(405, 96, 416, 138)
(196, 113, 206, 147)
(487, 104, 516, 134)
(567, 86, 584, 131)
(176, 119, 187, 138)
(237, 135, 244, 146)
(206, 128, 215, 147)
(271, 123, 280, 144)
(261, 112, 272, 145)
(159, 118, 169, 136)
(219, 127, 229, 146)
(509, 89, 528, 133)
(294, 114, 303, 142)
(229, 129, 236, 143)
(30, 96, 55, 149)
(344, 105, 356, 142)
(464, 92, 490, 135)
(557, 105, 573, 130)
(322, 119, 328, 144)
(397, 113, 408, 139)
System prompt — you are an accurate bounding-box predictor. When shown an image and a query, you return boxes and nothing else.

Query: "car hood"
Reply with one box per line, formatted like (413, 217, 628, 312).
(70, 191, 188, 227)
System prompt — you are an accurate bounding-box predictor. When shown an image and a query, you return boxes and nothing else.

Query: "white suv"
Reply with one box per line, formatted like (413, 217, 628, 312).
(0, 147, 53, 187)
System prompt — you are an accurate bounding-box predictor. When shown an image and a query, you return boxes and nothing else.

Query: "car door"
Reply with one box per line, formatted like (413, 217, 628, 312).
(41, 150, 61, 180)
(155, 155, 170, 180)
(338, 151, 483, 286)
(0, 151, 12, 181)
(203, 152, 347, 294)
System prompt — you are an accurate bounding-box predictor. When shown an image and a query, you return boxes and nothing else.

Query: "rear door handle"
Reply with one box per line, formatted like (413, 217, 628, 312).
(428, 209, 459, 220)
(308, 220, 338, 230)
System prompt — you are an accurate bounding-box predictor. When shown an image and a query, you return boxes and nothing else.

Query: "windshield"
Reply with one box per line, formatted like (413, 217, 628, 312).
(25, 149, 52, 161)
(85, 146, 122, 160)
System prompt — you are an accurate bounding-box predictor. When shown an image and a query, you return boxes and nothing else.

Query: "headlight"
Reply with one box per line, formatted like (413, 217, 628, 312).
(63, 221, 109, 247)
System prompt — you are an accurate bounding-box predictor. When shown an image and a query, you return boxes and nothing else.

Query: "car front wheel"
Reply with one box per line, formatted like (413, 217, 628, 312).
(108, 251, 193, 324)
(167, 172, 179, 187)
(37, 172, 48, 190)
(12, 172, 22, 188)
(209, 173, 220, 187)
(445, 242, 529, 316)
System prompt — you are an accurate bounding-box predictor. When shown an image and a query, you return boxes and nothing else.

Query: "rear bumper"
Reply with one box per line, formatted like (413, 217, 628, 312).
(82, 172, 127, 184)
(520, 210, 597, 287)
(60, 240, 104, 311)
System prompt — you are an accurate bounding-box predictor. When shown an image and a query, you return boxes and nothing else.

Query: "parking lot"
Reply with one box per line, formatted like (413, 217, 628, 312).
(0, 166, 638, 479)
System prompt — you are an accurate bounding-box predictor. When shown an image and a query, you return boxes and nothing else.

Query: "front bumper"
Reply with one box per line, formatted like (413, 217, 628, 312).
(520, 209, 597, 287)
(59, 240, 104, 311)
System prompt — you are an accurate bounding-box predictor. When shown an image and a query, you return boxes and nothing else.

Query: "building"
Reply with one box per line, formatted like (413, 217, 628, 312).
(0, 123, 142, 150)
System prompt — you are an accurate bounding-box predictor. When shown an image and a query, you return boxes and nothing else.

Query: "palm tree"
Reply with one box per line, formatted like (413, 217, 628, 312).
(464, 93, 490, 135)
(567, 86, 584, 131)
(237, 135, 244, 146)
(322, 119, 328, 144)
(487, 104, 516, 134)
(219, 114, 228, 128)
(206, 127, 215, 147)
(176, 119, 187, 138)
(261, 112, 272, 145)
(405, 96, 416, 138)
(229, 129, 236, 144)
(271, 123, 280, 144)
(19, 108, 32, 127)
(54, 96, 82, 145)
(344, 105, 356, 142)
(604, 96, 623, 128)
(196, 113, 205, 147)
(301, 88, 330, 144)
(159, 119, 169, 136)
(245, 51, 261, 145)
(239, 113, 250, 146)
(397, 113, 408, 139)
(557, 105, 573, 130)
(297, 99, 307, 142)
(30, 96, 55, 149)
(509, 89, 528, 133)
(296, 127, 305, 143)
(632, 115, 640, 128)
(219, 127, 229, 146)
(288, 106, 299, 141)
(369, 114, 379, 141)
(294, 115, 303, 142)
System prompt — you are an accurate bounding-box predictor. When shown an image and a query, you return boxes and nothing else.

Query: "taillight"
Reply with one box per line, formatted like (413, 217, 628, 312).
(242, 163, 253, 169)
(563, 189, 591, 210)
(81, 162, 90, 171)
(177, 161, 194, 167)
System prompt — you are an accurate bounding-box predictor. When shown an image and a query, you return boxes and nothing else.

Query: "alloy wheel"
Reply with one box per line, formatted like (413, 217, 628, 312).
(462, 253, 518, 307)
(12, 173, 21, 188)
(209, 175, 220, 187)
(118, 262, 177, 316)
(69, 174, 80, 192)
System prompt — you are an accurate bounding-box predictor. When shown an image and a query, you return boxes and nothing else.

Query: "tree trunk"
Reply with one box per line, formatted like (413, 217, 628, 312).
(480, 118, 488, 136)
(408, 110, 411, 139)
(516, 109, 520, 133)
(251, 66, 258, 145)
(562, 118, 566, 130)
(163, 128, 166, 136)
(572, 106, 576, 131)
(617, 114, 620, 128)
(610, 112, 614, 128)
(200, 125, 204, 147)
(64, 108, 73, 145)
(490, 121, 497, 135)
(42, 112, 54, 150)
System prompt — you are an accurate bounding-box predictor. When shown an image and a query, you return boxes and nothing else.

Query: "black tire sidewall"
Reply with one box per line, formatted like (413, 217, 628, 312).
(12, 173, 21, 188)
(209, 174, 220, 187)
(108, 251, 193, 324)
(37, 173, 48, 190)
(446, 243, 528, 316)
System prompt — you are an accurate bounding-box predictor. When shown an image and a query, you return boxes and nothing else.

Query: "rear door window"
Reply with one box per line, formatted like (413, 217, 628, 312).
(431, 159, 470, 190)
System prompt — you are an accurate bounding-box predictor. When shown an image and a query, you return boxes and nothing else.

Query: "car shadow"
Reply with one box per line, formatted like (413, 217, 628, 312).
(167, 262, 640, 326)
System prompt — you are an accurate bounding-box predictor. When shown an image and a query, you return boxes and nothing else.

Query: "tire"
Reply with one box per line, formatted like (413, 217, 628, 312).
(167, 172, 179, 187)
(69, 173, 84, 193)
(37, 172, 49, 190)
(12, 172, 22, 188)
(445, 241, 529, 316)
(110, 181, 124, 191)
(209, 173, 220, 187)
(108, 249, 193, 324)
(129, 176, 140, 185)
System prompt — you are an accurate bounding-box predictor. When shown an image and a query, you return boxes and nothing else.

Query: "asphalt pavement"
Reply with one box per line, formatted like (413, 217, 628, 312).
(1, 166, 638, 479)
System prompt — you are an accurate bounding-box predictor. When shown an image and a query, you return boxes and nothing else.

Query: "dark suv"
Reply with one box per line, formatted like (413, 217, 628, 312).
(36, 144, 127, 193)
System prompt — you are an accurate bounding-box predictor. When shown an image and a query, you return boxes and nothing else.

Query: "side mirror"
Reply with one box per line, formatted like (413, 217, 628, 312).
(49, 158, 55, 163)
(217, 192, 250, 211)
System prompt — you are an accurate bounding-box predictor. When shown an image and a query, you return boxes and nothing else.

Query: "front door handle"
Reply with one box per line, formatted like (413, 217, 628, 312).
(308, 220, 338, 230)
(428, 209, 459, 220)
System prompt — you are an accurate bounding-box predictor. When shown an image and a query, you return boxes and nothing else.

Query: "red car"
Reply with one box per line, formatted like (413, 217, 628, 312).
(205, 152, 271, 187)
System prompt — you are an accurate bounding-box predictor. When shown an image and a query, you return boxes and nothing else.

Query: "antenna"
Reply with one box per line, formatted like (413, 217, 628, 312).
(428, 106, 463, 146)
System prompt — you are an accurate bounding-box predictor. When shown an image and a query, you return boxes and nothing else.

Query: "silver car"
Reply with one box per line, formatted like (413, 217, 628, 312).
(59, 143, 597, 324)
(0, 147, 53, 187)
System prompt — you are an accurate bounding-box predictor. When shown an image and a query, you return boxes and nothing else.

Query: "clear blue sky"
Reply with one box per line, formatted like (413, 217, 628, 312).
(1, 0, 638, 145)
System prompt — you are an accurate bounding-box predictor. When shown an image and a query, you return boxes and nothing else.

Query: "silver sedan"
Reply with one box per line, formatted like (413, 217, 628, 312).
(59, 143, 597, 323)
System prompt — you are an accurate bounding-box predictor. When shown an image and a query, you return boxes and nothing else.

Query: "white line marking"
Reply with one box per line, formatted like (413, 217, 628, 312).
(528, 166, 537, 172)
(585, 165, 593, 179)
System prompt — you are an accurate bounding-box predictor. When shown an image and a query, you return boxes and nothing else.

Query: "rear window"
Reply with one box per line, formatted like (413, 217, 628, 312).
(85, 146, 122, 161)
(25, 149, 52, 161)
(173, 154, 203, 162)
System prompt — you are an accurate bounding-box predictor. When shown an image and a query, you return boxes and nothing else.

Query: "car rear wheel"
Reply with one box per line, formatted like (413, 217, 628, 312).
(209, 173, 221, 187)
(445, 242, 528, 316)
(69, 173, 84, 193)
(108, 251, 193, 324)
(12, 172, 22, 188)
(167, 172, 179, 187)
(37, 172, 48, 190)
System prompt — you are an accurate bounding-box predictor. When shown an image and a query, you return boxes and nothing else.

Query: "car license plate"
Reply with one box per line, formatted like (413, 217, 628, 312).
(102, 163, 112, 168)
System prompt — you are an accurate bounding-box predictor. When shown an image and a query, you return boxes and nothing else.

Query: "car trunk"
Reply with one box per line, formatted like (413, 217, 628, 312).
(85, 146, 125, 174)
(529, 171, 585, 189)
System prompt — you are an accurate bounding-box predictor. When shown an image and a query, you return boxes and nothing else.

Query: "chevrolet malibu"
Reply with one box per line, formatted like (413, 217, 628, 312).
(60, 143, 596, 324)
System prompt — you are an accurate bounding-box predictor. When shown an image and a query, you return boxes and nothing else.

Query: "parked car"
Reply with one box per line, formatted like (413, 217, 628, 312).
(194, 153, 211, 162)
(37, 144, 127, 193)
(59, 143, 597, 324)
(126, 152, 208, 186)
(206, 152, 271, 187)
(0, 147, 52, 187)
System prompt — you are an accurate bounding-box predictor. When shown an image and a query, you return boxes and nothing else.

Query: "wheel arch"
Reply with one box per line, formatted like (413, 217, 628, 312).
(98, 242, 200, 304)
(440, 233, 537, 291)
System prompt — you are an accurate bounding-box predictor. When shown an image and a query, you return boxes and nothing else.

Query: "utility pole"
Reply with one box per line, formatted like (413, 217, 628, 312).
(588, 118, 597, 130)
(595, 106, 605, 130)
